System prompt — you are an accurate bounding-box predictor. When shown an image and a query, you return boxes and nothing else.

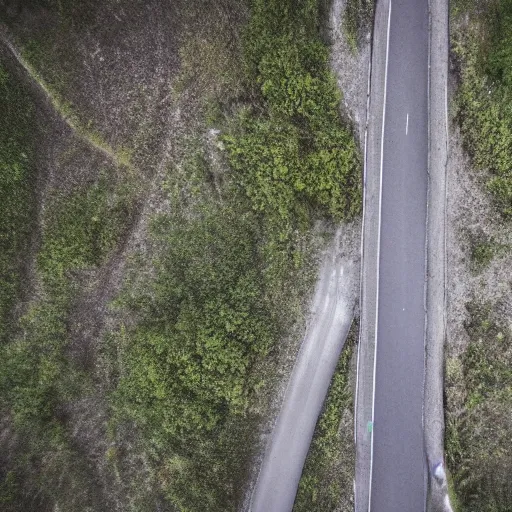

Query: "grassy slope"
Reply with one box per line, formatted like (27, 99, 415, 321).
(108, 1, 360, 510)
(0, 63, 37, 343)
(0, 0, 360, 510)
(447, 0, 512, 510)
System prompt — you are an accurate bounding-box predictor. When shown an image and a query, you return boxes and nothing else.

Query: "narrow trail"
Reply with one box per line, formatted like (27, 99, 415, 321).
(249, 226, 359, 512)
(0, 25, 125, 168)
(67, 106, 180, 370)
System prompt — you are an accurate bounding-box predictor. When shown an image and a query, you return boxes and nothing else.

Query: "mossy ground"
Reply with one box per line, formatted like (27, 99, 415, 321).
(0, 0, 361, 510)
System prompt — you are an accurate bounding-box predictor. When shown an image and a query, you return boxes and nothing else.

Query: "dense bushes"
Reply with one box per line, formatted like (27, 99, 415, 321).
(225, 0, 360, 234)
(110, 206, 278, 509)
(455, 0, 512, 216)
(114, 207, 275, 437)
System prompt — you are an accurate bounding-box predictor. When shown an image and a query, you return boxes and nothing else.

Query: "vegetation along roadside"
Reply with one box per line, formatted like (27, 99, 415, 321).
(447, 0, 512, 509)
(0, 0, 361, 510)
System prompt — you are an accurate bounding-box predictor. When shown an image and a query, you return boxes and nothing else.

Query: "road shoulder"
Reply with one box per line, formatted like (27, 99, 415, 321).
(354, 0, 391, 509)
(425, 0, 450, 510)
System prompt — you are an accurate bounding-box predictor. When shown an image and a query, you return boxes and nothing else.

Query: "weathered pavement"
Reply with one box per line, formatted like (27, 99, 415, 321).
(355, 0, 437, 510)
(371, 0, 429, 509)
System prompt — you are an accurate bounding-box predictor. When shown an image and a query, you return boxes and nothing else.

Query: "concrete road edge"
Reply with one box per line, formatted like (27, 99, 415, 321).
(425, 0, 450, 510)
(354, 0, 390, 510)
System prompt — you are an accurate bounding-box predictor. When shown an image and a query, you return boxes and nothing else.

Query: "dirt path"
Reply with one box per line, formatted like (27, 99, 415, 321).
(249, 225, 360, 512)
(0, 25, 123, 167)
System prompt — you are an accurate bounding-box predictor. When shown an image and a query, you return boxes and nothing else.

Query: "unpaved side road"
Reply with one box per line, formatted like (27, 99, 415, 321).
(249, 227, 360, 512)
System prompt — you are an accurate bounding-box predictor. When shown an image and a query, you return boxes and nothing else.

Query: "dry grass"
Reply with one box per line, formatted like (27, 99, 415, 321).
(446, 1, 512, 509)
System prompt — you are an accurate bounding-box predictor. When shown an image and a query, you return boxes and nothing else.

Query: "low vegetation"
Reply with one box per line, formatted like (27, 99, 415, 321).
(0, 163, 137, 510)
(448, 0, 512, 509)
(0, 64, 37, 343)
(467, 229, 508, 272)
(445, 303, 512, 512)
(107, 1, 360, 509)
(344, 0, 374, 50)
(454, 0, 512, 216)
(0, 0, 360, 510)
(225, 0, 360, 231)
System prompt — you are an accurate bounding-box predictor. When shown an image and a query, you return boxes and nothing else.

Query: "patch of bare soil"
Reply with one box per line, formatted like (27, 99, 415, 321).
(445, 121, 512, 378)
(1, 0, 180, 169)
(446, 6, 512, 358)
(329, 0, 371, 146)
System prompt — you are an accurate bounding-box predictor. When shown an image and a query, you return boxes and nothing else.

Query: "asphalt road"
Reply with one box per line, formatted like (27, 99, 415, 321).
(370, 0, 429, 509)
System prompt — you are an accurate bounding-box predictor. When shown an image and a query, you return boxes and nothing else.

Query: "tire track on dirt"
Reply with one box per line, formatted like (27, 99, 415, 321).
(0, 25, 126, 168)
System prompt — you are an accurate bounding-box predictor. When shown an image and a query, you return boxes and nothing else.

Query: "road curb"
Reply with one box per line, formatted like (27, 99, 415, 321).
(354, 0, 390, 509)
(424, 0, 450, 510)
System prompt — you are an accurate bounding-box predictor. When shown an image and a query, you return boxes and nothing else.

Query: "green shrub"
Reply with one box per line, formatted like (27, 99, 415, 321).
(224, 0, 360, 237)
(108, 205, 278, 510)
(113, 206, 275, 434)
(38, 177, 133, 285)
(455, 1, 512, 216)
(446, 302, 512, 512)
(486, 1, 512, 88)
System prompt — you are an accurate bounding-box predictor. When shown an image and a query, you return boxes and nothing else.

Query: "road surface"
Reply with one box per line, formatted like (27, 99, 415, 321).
(370, 0, 429, 509)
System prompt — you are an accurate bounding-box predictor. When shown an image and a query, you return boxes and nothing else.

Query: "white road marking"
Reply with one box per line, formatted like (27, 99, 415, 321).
(368, 1, 392, 510)
(406, 113, 409, 135)
(355, 55, 373, 448)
